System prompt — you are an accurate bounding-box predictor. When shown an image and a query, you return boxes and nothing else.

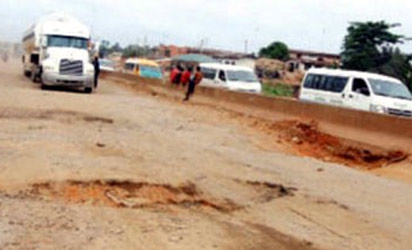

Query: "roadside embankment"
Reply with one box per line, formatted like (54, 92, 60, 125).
(102, 72, 412, 154)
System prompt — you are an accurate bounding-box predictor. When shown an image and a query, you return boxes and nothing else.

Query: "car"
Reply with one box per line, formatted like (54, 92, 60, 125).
(99, 59, 115, 72)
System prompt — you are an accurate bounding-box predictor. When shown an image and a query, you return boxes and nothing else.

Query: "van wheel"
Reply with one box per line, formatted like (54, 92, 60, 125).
(84, 87, 93, 94)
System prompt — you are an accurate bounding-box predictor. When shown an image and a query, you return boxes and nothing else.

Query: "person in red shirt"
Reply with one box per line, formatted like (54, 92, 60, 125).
(180, 67, 191, 87)
(184, 66, 203, 101)
(170, 65, 183, 86)
(169, 66, 179, 84)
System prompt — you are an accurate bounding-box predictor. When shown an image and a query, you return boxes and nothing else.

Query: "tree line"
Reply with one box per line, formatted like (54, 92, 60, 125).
(258, 21, 412, 90)
(99, 41, 156, 59)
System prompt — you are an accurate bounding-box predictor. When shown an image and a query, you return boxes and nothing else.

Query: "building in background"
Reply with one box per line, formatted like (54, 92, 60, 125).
(287, 49, 341, 72)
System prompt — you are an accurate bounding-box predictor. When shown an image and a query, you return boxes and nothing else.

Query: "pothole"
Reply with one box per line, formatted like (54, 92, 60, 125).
(273, 120, 408, 169)
(0, 107, 113, 125)
(12, 180, 239, 213)
(240, 180, 297, 203)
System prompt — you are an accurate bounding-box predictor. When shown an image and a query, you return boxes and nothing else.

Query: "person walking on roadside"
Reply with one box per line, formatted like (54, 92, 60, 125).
(170, 65, 179, 84)
(184, 66, 203, 101)
(2, 53, 8, 63)
(181, 66, 191, 88)
(172, 65, 183, 86)
(93, 55, 100, 88)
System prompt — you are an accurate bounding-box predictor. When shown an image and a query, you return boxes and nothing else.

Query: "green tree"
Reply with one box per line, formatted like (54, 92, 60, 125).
(341, 21, 412, 90)
(259, 41, 290, 61)
(99, 41, 123, 58)
(374, 48, 412, 90)
(122, 45, 151, 58)
(341, 21, 403, 70)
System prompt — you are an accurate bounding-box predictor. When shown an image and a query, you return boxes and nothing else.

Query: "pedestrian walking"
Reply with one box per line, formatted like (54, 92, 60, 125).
(93, 55, 100, 88)
(170, 65, 179, 84)
(181, 67, 191, 87)
(172, 65, 183, 86)
(2, 53, 8, 63)
(184, 66, 203, 101)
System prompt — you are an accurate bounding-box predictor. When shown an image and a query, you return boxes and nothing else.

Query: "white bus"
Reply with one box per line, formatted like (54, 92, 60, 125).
(299, 68, 412, 117)
(199, 63, 262, 93)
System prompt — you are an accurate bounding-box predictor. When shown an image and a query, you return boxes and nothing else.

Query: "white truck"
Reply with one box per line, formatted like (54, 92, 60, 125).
(22, 13, 95, 93)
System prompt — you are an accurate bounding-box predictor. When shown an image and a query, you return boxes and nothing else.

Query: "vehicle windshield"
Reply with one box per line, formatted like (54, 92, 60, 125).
(227, 70, 258, 82)
(100, 60, 114, 68)
(368, 78, 412, 100)
(140, 66, 163, 79)
(124, 63, 135, 71)
(47, 35, 88, 49)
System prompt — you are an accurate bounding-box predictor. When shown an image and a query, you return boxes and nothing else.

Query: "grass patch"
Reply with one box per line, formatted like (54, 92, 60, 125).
(262, 83, 295, 97)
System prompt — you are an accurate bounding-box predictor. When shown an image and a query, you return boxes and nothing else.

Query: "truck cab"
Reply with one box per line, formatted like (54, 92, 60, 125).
(22, 13, 95, 93)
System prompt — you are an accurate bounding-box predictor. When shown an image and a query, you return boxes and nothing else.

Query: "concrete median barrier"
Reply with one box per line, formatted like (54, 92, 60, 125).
(103, 71, 412, 152)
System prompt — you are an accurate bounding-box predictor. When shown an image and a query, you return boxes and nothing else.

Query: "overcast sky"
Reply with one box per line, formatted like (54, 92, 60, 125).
(1, 0, 412, 54)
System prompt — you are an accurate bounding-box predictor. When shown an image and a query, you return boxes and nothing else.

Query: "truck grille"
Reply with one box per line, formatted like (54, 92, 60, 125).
(59, 59, 83, 76)
(388, 108, 412, 117)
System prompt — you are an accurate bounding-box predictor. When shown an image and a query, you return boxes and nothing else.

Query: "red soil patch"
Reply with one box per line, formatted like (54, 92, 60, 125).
(274, 120, 408, 170)
(26, 180, 238, 212)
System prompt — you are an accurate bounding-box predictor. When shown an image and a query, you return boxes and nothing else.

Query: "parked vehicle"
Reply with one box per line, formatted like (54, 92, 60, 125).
(199, 63, 262, 93)
(22, 13, 95, 93)
(123, 58, 163, 79)
(99, 59, 115, 72)
(299, 68, 412, 117)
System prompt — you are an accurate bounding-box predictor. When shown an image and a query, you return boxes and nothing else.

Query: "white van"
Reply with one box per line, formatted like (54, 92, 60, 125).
(299, 68, 412, 117)
(199, 63, 262, 93)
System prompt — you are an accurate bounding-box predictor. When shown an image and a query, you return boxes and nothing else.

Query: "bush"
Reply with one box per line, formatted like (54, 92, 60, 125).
(262, 83, 295, 97)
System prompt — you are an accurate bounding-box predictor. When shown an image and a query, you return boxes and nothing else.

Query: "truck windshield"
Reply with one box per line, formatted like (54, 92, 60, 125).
(47, 35, 88, 49)
(227, 70, 258, 82)
(368, 79, 412, 100)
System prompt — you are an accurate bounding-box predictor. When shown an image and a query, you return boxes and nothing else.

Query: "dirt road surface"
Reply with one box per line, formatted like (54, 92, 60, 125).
(0, 60, 412, 250)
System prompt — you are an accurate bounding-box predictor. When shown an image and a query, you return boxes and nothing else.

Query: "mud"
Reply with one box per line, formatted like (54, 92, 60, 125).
(2, 179, 298, 214)
(273, 120, 408, 169)
(10, 180, 239, 213)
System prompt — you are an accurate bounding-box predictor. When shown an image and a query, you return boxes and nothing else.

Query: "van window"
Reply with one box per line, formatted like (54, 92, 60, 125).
(304, 74, 348, 93)
(124, 63, 135, 71)
(227, 70, 258, 82)
(218, 70, 226, 82)
(201, 68, 217, 80)
(352, 78, 370, 96)
(369, 78, 412, 100)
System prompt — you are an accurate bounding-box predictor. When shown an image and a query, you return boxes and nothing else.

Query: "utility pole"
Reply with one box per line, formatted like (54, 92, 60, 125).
(199, 39, 204, 52)
(244, 40, 248, 54)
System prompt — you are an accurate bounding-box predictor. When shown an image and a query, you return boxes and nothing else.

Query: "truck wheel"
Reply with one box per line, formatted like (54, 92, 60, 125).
(23, 70, 31, 77)
(31, 70, 39, 83)
(40, 83, 48, 90)
(84, 87, 93, 94)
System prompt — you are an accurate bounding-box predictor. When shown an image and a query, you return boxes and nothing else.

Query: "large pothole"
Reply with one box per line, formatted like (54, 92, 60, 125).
(4, 179, 296, 213)
(271, 120, 408, 169)
(12, 180, 238, 213)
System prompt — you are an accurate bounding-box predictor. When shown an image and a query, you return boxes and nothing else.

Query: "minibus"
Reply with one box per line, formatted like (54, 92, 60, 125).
(299, 68, 412, 117)
(199, 63, 262, 93)
(124, 58, 163, 79)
